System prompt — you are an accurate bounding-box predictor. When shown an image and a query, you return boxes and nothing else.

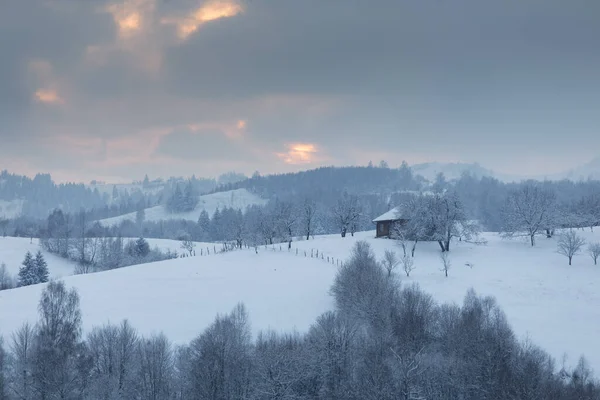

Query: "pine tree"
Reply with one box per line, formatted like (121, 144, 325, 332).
(34, 251, 49, 283)
(18, 251, 36, 287)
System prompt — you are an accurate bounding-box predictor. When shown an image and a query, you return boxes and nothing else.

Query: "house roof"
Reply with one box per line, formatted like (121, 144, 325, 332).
(373, 206, 410, 222)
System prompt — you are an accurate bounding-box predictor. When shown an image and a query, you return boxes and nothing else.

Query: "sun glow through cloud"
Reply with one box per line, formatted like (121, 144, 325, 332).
(34, 89, 64, 105)
(277, 143, 319, 165)
(161, 0, 244, 39)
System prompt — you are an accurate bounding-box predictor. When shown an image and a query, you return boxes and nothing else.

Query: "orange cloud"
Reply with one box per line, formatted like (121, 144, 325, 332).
(34, 89, 64, 105)
(161, 0, 244, 39)
(277, 143, 319, 165)
(236, 119, 247, 129)
(104, 0, 150, 39)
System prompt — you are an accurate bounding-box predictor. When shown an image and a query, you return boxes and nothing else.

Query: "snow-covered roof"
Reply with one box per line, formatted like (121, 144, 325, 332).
(372, 206, 410, 222)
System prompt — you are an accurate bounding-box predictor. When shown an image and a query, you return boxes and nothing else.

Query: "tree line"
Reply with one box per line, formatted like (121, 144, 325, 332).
(1, 243, 599, 400)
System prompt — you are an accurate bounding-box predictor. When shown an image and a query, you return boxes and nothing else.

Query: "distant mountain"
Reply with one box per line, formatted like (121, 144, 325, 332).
(411, 162, 496, 182)
(552, 157, 600, 182)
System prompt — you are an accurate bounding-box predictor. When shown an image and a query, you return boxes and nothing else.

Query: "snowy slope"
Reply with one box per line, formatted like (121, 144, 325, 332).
(98, 189, 266, 226)
(0, 237, 76, 278)
(0, 251, 336, 345)
(2, 229, 600, 373)
(292, 230, 600, 372)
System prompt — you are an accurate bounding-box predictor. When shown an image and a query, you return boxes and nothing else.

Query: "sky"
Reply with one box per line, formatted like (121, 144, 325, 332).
(1, 0, 600, 183)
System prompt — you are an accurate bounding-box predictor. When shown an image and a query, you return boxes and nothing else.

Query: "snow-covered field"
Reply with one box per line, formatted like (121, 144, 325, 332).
(2, 229, 600, 374)
(0, 251, 336, 345)
(98, 188, 266, 226)
(0, 237, 77, 278)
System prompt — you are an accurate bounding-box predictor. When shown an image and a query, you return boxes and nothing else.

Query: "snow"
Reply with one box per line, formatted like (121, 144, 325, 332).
(2, 229, 600, 374)
(98, 188, 267, 226)
(0, 251, 336, 345)
(373, 207, 404, 222)
(0, 237, 76, 278)
(292, 230, 600, 372)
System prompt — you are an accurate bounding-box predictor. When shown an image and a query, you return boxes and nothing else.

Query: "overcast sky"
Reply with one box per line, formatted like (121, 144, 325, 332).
(1, 0, 599, 183)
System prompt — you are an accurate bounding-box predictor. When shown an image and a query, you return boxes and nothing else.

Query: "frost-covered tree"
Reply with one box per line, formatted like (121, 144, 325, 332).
(332, 193, 362, 238)
(589, 242, 600, 265)
(17, 251, 36, 287)
(440, 251, 451, 277)
(274, 200, 296, 249)
(401, 254, 415, 277)
(0, 263, 14, 290)
(557, 229, 586, 266)
(137, 333, 174, 400)
(301, 198, 317, 240)
(0, 218, 8, 237)
(32, 281, 86, 399)
(381, 249, 400, 277)
(502, 183, 557, 246)
(180, 238, 196, 256)
(34, 250, 49, 284)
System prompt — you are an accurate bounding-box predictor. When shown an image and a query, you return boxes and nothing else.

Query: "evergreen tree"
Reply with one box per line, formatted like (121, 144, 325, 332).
(132, 237, 150, 258)
(34, 251, 49, 283)
(18, 251, 36, 287)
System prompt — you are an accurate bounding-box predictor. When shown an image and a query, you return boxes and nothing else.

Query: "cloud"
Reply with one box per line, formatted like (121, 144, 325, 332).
(161, 0, 244, 40)
(276, 143, 322, 165)
(34, 89, 64, 105)
(2, 0, 600, 182)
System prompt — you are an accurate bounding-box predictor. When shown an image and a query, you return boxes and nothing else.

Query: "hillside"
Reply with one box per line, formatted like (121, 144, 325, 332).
(0, 237, 77, 278)
(98, 188, 267, 226)
(2, 229, 600, 373)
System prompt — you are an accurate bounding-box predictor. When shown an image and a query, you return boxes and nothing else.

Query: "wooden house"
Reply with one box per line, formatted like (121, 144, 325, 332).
(373, 206, 410, 238)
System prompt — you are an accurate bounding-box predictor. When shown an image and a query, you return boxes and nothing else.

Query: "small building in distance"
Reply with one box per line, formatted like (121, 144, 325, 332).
(373, 206, 410, 238)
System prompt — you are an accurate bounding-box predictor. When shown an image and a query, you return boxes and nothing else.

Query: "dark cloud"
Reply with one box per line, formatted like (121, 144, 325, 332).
(154, 127, 257, 162)
(1, 0, 600, 181)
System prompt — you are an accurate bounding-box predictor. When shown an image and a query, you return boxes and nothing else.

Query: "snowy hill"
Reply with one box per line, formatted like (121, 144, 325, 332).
(98, 188, 267, 226)
(0, 237, 77, 278)
(2, 229, 600, 373)
(0, 250, 336, 345)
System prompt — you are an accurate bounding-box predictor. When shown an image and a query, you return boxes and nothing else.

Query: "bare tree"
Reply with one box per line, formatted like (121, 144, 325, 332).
(137, 333, 173, 400)
(440, 252, 451, 277)
(9, 323, 35, 400)
(0, 218, 8, 237)
(180, 239, 196, 256)
(0, 263, 14, 290)
(401, 254, 415, 277)
(557, 229, 586, 266)
(301, 198, 317, 240)
(589, 242, 600, 265)
(33, 281, 85, 399)
(381, 249, 400, 277)
(502, 183, 557, 246)
(274, 201, 296, 249)
(332, 193, 362, 238)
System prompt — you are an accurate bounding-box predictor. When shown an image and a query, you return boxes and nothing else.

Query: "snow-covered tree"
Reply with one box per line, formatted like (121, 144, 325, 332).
(381, 249, 400, 277)
(18, 251, 36, 287)
(301, 198, 317, 240)
(181, 238, 196, 256)
(502, 183, 557, 246)
(557, 229, 586, 266)
(34, 251, 49, 284)
(0, 262, 14, 290)
(440, 252, 451, 277)
(332, 193, 362, 238)
(589, 242, 600, 265)
(0, 218, 8, 237)
(274, 200, 296, 249)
